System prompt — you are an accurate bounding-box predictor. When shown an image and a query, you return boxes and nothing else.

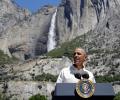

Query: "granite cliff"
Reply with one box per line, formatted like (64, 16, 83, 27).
(0, 0, 56, 60)
(0, 0, 120, 99)
(0, 0, 120, 60)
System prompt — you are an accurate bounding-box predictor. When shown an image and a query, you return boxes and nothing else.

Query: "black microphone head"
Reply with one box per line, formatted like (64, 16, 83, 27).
(81, 71, 89, 79)
(82, 73, 89, 79)
(74, 73, 81, 79)
(77, 69, 89, 79)
(73, 69, 89, 79)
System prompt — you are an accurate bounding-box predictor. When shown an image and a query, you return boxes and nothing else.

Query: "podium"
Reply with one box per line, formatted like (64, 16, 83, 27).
(53, 83, 115, 100)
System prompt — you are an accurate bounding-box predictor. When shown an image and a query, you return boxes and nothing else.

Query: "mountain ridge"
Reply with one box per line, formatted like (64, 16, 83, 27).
(0, 0, 120, 99)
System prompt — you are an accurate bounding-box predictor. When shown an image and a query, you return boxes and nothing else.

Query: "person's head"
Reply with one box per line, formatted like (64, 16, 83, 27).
(73, 48, 87, 69)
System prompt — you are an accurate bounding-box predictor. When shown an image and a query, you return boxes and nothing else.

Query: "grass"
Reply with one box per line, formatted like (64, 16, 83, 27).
(46, 34, 87, 59)
(95, 75, 120, 83)
(29, 94, 47, 100)
(34, 73, 58, 82)
(0, 50, 18, 65)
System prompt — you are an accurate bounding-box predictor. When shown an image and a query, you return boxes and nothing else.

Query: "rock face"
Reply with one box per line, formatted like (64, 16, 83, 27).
(0, 57, 119, 100)
(0, 0, 56, 60)
(56, 0, 97, 43)
(0, 57, 72, 100)
(0, 57, 72, 81)
(0, 81, 55, 100)
(0, 0, 28, 57)
(56, 0, 120, 44)
(0, 0, 120, 99)
(1, 0, 120, 60)
(7, 6, 55, 60)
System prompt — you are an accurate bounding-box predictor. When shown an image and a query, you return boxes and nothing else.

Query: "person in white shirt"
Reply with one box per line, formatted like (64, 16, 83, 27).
(56, 48, 96, 83)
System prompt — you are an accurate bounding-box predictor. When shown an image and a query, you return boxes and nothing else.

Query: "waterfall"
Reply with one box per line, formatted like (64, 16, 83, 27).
(47, 9, 57, 52)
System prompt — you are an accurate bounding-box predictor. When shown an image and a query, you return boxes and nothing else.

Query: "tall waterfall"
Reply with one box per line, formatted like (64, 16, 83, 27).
(47, 9, 57, 52)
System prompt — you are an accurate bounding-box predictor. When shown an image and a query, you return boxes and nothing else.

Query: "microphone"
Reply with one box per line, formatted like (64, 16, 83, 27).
(74, 73, 81, 79)
(74, 69, 89, 79)
(81, 71, 89, 79)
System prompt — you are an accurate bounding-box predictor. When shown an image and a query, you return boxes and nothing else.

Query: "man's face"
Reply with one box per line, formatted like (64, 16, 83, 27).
(73, 48, 86, 67)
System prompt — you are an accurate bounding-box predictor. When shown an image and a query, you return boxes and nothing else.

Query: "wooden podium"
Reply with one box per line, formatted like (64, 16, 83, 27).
(53, 83, 115, 100)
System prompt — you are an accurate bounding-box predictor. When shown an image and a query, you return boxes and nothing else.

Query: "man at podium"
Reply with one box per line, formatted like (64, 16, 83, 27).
(54, 48, 115, 100)
(56, 47, 96, 83)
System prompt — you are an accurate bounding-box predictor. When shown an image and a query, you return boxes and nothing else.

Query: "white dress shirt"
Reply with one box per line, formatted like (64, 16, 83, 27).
(56, 65, 96, 83)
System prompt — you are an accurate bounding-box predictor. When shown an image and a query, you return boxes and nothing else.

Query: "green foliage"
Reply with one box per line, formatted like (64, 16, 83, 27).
(46, 47, 65, 58)
(114, 92, 120, 100)
(46, 34, 87, 59)
(95, 75, 120, 83)
(29, 94, 47, 100)
(46, 29, 120, 60)
(0, 50, 18, 65)
(34, 73, 58, 82)
(0, 92, 8, 100)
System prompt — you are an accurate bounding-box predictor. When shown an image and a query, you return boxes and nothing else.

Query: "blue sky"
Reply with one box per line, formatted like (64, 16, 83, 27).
(14, 0, 60, 13)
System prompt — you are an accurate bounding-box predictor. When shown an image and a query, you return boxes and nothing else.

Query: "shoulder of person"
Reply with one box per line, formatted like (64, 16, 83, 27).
(60, 67, 70, 73)
(61, 67, 69, 71)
